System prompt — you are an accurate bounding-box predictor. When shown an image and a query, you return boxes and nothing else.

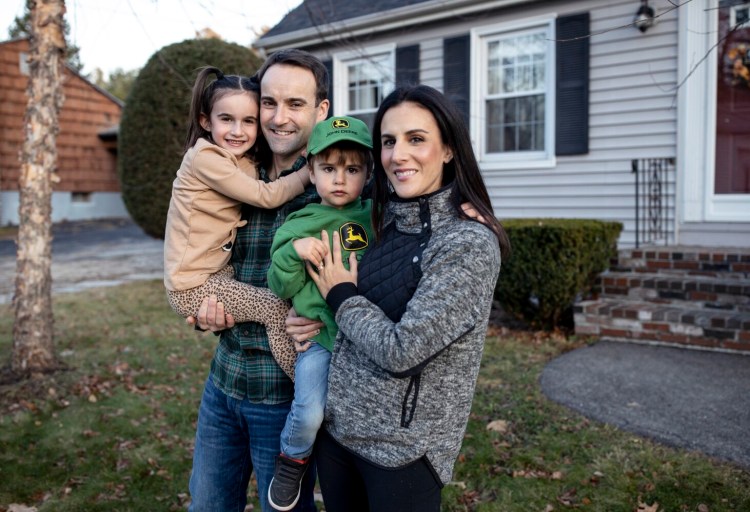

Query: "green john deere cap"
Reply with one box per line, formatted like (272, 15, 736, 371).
(307, 116, 373, 156)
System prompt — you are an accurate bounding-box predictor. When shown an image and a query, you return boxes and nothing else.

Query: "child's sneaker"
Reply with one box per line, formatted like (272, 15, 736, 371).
(268, 454, 309, 511)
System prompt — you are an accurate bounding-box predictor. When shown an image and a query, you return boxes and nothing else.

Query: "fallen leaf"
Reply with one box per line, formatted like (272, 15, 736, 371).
(697, 505, 709, 512)
(486, 419, 509, 433)
(8, 505, 38, 512)
(636, 496, 660, 512)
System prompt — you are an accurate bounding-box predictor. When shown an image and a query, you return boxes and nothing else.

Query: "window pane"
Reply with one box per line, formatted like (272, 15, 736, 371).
(486, 94, 544, 152)
(486, 99, 503, 152)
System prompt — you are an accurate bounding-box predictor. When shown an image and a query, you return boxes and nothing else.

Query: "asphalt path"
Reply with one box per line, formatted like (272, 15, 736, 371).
(541, 340, 750, 468)
(0, 218, 164, 304)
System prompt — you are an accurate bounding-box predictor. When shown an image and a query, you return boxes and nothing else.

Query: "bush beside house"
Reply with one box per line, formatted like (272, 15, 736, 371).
(496, 218, 623, 330)
(118, 39, 263, 238)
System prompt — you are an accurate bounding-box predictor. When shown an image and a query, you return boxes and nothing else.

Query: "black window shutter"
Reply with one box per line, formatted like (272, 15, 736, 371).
(443, 35, 470, 126)
(556, 12, 590, 155)
(323, 59, 334, 118)
(396, 45, 420, 87)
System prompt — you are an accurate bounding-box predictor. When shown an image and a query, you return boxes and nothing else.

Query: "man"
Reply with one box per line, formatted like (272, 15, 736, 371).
(187, 49, 329, 512)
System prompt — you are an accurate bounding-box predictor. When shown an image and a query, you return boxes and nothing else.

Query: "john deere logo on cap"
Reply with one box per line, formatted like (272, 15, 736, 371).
(332, 118, 350, 129)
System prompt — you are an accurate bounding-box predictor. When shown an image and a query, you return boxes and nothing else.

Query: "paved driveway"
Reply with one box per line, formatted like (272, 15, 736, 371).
(0, 218, 164, 304)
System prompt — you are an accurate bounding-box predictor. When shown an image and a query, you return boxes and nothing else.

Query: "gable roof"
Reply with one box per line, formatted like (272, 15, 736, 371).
(255, 0, 535, 51)
(263, 0, 432, 38)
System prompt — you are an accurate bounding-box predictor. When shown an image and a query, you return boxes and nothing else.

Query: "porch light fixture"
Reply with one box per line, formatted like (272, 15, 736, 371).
(634, 0, 655, 33)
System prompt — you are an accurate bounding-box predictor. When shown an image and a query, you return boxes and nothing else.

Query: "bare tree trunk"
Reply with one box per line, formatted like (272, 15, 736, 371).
(12, 0, 66, 374)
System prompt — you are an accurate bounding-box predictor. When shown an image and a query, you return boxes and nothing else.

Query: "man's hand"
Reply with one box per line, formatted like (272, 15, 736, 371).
(286, 307, 323, 352)
(186, 295, 235, 332)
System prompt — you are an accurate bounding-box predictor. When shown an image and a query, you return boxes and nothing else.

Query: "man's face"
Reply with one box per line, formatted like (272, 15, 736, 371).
(260, 64, 329, 161)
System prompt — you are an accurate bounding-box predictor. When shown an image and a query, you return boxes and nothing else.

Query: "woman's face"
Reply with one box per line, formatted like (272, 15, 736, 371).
(379, 101, 453, 199)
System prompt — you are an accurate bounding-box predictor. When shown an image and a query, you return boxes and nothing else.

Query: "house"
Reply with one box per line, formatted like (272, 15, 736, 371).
(254, 0, 750, 249)
(0, 38, 127, 226)
(255, 0, 750, 351)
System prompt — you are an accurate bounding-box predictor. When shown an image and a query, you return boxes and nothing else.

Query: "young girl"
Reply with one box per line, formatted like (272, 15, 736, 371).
(164, 66, 307, 379)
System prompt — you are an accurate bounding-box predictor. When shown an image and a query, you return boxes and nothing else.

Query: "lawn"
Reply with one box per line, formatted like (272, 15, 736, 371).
(1, 280, 748, 511)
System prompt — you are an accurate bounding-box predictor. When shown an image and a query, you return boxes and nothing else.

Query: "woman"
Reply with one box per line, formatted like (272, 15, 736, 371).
(307, 85, 510, 512)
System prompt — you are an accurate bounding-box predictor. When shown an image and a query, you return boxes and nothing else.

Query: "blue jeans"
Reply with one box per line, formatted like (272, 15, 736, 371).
(281, 343, 331, 459)
(189, 378, 317, 512)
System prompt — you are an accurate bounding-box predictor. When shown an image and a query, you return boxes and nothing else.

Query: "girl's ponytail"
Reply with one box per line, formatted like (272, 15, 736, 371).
(184, 66, 224, 152)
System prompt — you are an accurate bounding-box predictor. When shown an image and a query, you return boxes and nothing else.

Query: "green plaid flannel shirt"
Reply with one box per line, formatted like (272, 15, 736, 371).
(209, 156, 320, 403)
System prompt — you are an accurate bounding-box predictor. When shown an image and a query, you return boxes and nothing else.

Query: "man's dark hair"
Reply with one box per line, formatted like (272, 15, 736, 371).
(256, 49, 329, 106)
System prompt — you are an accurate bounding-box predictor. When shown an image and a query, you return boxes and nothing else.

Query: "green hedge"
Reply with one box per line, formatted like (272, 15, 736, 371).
(496, 218, 623, 330)
(118, 39, 263, 238)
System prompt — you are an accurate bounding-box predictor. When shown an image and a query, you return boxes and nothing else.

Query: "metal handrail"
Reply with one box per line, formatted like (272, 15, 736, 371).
(631, 158, 675, 248)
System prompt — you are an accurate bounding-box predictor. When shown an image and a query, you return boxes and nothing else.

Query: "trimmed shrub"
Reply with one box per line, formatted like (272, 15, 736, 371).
(118, 39, 263, 238)
(496, 218, 623, 330)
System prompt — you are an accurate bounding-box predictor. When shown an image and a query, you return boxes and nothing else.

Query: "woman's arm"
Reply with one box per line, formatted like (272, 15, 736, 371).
(311, 226, 500, 375)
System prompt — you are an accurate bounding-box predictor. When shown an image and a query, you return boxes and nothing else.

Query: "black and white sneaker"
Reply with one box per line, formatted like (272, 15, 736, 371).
(268, 454, 309, 511)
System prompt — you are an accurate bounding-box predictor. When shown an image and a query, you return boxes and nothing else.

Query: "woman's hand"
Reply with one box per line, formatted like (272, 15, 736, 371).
(306, 230, 358, 299)
(285, 307, 323, 352)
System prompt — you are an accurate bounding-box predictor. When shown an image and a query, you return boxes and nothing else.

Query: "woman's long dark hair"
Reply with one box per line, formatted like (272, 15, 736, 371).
(370, 85, 510, 257)
(184, 66, 271, 168)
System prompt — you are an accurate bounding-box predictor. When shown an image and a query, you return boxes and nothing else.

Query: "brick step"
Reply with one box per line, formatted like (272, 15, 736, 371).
(574, 298, 750, 352)
(616, 246, 750, 275)
(597, 271, 750, 309)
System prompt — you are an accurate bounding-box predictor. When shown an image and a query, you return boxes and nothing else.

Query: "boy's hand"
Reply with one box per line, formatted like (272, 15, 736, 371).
(293, 236, 329, 270)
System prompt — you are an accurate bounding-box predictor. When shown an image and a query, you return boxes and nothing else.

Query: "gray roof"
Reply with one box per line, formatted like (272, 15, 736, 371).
(261, 0, 433, 39)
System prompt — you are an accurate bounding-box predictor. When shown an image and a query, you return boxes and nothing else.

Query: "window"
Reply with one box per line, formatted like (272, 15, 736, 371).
(731, 3, 750, 29)
(474, 20, 555, 166)
(72, 192, 92, 203)
(334, 45, 395, 129)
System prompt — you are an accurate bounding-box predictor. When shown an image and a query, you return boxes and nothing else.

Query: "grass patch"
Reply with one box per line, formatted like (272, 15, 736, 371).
(1, 281, 749, 511)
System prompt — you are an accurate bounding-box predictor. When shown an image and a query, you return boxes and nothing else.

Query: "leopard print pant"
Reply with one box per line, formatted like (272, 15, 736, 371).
(167, 265, 297, 380)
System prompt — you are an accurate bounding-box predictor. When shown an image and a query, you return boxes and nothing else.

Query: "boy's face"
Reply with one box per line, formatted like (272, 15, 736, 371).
(310, 148, 369, 209)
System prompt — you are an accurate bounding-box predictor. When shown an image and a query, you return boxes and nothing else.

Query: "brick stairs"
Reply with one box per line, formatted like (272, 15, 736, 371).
(574, 246, 750, 352)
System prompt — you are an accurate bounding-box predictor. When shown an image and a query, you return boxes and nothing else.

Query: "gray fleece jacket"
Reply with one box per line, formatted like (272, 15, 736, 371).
(323, 186, 501, 485)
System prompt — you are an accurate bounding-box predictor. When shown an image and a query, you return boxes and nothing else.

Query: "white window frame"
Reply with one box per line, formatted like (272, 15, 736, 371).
(332, 44, 396, 118)
(471, 16, 556, 170)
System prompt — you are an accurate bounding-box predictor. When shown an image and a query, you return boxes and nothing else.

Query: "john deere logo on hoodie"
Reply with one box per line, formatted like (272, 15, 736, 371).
(339, 222, 368, 251)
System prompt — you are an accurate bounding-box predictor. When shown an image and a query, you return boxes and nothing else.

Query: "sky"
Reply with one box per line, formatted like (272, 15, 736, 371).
(1, 0, 304, 76)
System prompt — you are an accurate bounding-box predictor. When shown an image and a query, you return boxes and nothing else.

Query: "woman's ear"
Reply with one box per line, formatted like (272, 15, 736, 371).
(443, 148, 454, 164)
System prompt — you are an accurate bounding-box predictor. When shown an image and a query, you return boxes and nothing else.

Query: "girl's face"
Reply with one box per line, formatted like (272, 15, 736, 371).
(379, 101, 453, 199)
(200, 91, 258, 158)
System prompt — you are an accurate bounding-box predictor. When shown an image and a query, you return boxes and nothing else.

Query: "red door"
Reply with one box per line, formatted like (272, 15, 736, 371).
(715, 3, 750, 194)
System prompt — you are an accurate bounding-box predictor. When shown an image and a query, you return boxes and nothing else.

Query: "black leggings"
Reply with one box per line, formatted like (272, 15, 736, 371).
(315, 429, 442, 512)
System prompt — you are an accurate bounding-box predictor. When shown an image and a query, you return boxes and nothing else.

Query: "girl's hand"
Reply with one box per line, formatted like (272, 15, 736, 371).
(293, 236, 329, 269)
(307, 230, 358, 299)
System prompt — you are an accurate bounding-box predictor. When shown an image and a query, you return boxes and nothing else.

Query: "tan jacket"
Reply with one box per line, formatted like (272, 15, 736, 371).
(164, 138, 306, 291)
